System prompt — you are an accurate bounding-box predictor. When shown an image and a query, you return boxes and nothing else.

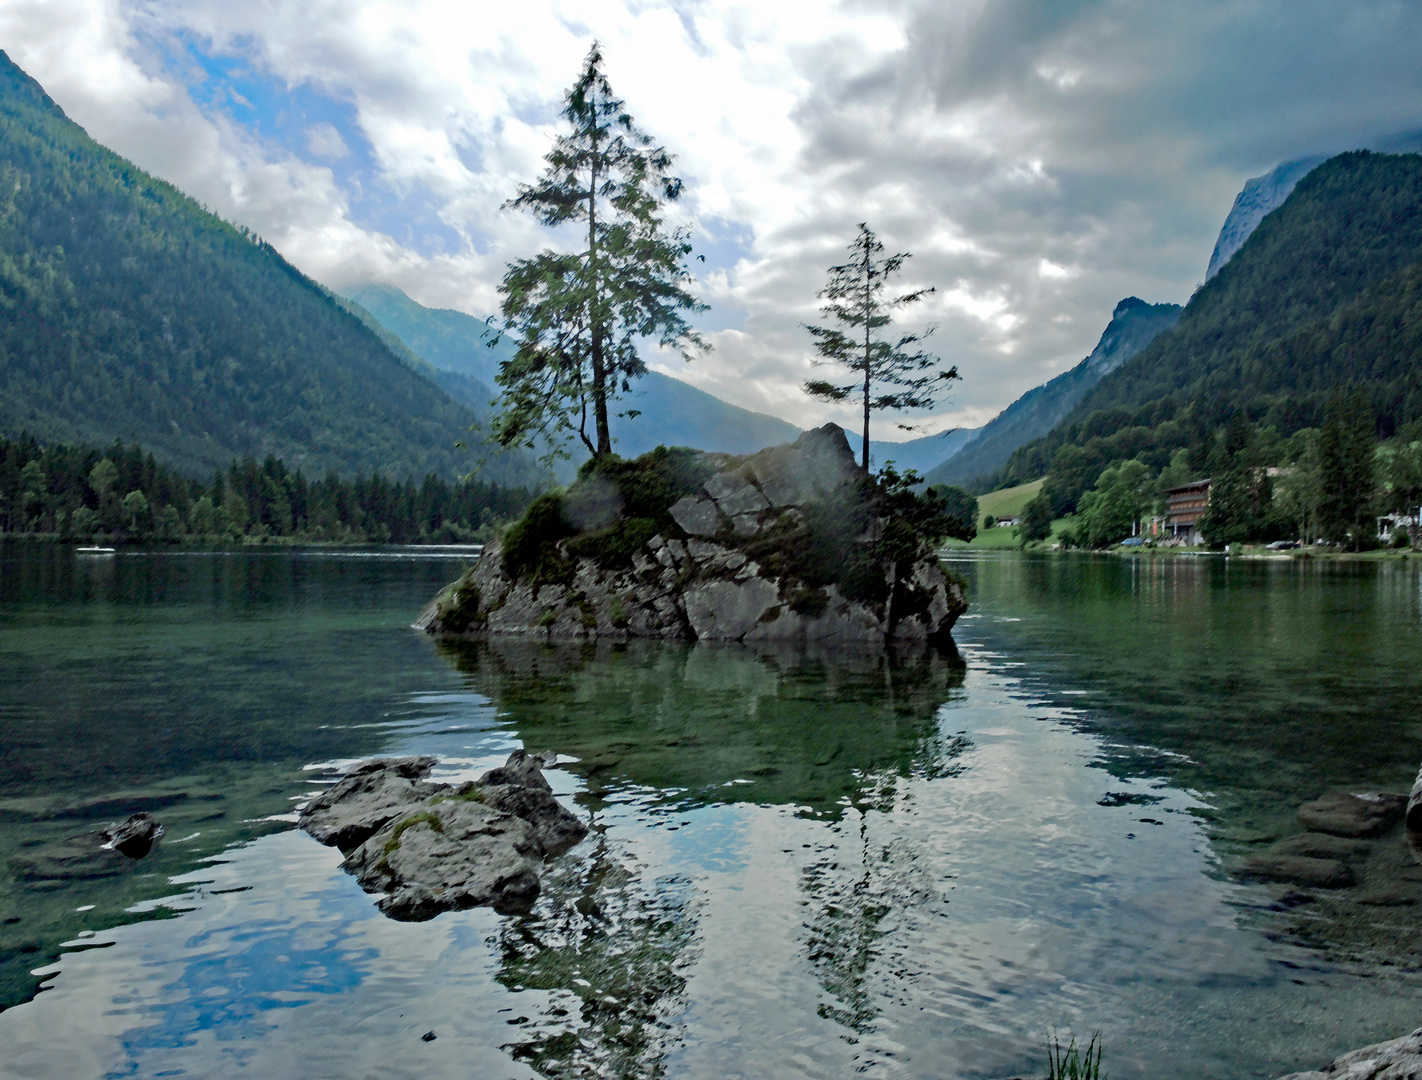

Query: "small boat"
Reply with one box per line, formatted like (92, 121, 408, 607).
(75, 546, 116, 555)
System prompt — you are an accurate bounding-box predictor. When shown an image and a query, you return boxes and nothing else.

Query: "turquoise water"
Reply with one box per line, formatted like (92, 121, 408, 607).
(1, 543, 1420, 1078)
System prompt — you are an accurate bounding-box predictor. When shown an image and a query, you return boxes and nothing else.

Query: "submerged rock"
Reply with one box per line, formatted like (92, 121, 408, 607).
(1277, 1025, 1422, 1079)
(1297, 791, 1406, 838)
(418, 426, 968, 646)
(12, 812, 165, 882)
(298, 752, 587, 921)
(102, 812, 164, 858)
(1240, 853, 1355, 889)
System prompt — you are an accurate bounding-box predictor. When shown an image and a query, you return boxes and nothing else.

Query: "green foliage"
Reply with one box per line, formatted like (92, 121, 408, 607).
(1016, 491, 1056, 546)
(1199, 417, 1291, 546)
(928, 484, 978, 541)
(803, 224, 957, 471)
(1075, 460, 1148, 548)
(0, 50, 511, 482)
(0, 432, 533, 544)
(997, 153, 1422, 512)
(494, 43, 707, 461)
(500, 493, 577, 583)
(501, 446, 714, 582)
(1047, 1030, 1105, 1080)
(1317, 386, 1378, 547)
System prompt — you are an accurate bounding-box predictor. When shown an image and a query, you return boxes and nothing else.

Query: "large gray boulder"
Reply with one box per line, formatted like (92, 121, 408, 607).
(342, 800, 544, 919)
(298, 756, 443, 850)
(1277, 1026, 1422, 1079)
(299, 752, 587, 920)
(418, 425, 967, 646)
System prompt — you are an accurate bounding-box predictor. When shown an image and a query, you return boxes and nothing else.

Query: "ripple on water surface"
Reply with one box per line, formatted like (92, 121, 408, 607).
(1, 546, 1421, 1079)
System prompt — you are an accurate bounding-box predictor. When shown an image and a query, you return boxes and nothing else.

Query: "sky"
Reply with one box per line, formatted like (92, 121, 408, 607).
(3, 0, 1422, 439)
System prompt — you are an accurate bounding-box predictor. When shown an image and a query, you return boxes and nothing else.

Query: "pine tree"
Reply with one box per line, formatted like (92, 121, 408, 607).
(1317, 386, 1377, 547)
(803, 224, 958, 472)
(494, 43, 707, 461)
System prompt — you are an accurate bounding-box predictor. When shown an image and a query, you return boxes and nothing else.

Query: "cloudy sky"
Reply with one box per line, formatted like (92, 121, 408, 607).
(3, 0, 1421, 438)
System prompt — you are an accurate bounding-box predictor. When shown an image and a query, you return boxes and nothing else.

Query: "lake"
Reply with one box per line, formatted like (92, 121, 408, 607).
(1, 543, 1419, 1079)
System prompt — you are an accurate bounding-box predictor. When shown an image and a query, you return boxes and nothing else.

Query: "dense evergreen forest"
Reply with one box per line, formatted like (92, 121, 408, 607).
(0, 51, 539, 486)
(0, 433, 532, 544)
(994, 152, 1422, 517)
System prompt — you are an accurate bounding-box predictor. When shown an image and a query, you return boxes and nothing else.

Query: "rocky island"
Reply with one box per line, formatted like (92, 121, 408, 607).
(417, 425, 967, 645)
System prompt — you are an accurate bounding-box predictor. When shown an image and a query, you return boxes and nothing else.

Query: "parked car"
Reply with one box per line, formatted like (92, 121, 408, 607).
(1266, 540, 1300, 550)
(1119, 537, 1144, 547)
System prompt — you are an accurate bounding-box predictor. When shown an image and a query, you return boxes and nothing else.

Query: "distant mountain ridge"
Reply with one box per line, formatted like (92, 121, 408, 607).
(925, 297, 1181, 490)
(344, 283, 802, 467)
(996, 151, 1422, 509)
(1205, 132, 1422, 282)
(0, 51, 540, 484)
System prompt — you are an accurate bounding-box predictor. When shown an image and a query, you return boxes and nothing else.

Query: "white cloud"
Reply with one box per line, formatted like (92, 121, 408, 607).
(304, 121, 348, 159)
(2, 0, 1421, 438)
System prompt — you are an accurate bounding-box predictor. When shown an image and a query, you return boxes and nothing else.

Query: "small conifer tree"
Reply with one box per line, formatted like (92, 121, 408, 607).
(494, 43, 707, 462)
(803, 224, 958, 471)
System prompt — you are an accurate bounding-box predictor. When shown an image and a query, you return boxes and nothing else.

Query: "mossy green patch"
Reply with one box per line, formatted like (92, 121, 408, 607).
(382, 810, 444, 856)
(499, 446, 714, 583)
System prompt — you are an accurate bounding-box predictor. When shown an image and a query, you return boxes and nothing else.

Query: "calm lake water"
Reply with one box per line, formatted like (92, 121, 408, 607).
(1, 543, 1420, 1079)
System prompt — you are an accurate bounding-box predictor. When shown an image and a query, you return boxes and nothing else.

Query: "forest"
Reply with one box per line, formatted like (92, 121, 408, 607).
(994, 153, 1422, 521)
(0, 433, 533, 544)
(0, 50, 539, 485)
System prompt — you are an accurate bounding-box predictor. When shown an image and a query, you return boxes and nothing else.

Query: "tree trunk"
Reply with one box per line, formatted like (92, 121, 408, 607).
(861, 274, 871, 473)
(587, 141, 611, 458)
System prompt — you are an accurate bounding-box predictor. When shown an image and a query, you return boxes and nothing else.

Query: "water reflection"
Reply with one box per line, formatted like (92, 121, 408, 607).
(435, 638, 969, 815)
(438, 639, 971, 1076)
(5, 548, 1422, 1079)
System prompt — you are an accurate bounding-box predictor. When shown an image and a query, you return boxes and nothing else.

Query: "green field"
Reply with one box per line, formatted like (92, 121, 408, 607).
(966, 480, 1043, 547)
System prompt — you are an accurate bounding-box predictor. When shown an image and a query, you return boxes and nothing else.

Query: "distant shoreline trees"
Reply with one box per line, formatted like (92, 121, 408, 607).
(492, 43, 707, 464)
(0, 434, 533, 545)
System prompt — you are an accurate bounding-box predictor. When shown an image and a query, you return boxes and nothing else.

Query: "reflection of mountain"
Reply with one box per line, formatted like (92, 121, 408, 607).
(436, 638, 968, 815)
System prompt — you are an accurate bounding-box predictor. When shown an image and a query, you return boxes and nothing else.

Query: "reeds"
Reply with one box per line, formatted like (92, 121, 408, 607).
(1046, 1030, 1105, 1080)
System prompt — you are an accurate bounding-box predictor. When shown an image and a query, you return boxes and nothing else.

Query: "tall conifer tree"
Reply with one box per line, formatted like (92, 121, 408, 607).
(1317, 385, 1377, 547)
(493, 44, 707, 462)
(803, 224, 958, 472)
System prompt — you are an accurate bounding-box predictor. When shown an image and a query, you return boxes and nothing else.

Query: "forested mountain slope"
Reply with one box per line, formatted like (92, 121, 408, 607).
(0, 52, 502, 482)
(995, 151, 1422, 508)
(346, 283, 801, 461)
(926, 297, 1181, 490)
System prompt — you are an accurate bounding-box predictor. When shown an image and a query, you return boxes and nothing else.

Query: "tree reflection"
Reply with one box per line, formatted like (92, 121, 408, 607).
(437, 637, 970, 1073)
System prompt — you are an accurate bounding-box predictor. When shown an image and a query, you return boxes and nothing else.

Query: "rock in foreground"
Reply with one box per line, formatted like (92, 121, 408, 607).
(417, 426, 968, 646)
(1278, 1025, 1422, 1079)
(299, 752, 587, 920)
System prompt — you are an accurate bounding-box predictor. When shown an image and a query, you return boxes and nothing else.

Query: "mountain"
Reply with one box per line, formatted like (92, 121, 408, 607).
(858, 426, 979, 477)
(996, 151, 1422, 509)
(343, 283, 802, 463)
(1204, 132, 1422, 282)
(923, 297, 1181, 490)
(1204, 157, 1326, 281)
(0, 51, 528, 483)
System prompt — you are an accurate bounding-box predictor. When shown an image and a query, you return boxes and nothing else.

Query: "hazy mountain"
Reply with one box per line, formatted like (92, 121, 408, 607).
(0, 51, 522, 483)
(837, 426, 980, 477)
(924, 297, 1182, 490)
(1205, 131, 1422, 282)
(344, 283, 802, 465)
(998, 151, 1422, 508)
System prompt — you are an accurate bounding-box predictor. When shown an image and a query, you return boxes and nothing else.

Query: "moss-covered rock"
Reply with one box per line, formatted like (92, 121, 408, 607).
(418, 426, 968, 646)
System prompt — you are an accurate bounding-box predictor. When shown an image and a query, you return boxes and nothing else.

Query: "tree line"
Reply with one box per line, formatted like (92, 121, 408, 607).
(1012, 385, 1422, 549)
(0, 434, 533, 544)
